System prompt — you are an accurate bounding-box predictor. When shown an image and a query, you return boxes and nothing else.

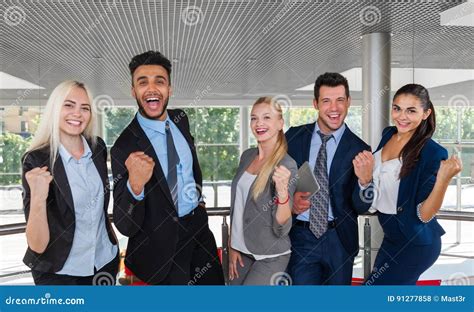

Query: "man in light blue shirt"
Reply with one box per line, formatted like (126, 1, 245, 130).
(126, 112, 199, 217)
(296, 122, 346, 222)
(285, 73, 374, 285)
(111, 51, 224, 285)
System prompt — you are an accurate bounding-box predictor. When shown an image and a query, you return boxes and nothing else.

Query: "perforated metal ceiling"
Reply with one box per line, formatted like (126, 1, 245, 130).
(1, 0, 473, 105)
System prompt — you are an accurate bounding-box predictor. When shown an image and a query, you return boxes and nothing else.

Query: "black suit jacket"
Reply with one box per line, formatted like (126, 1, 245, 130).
(22, 137, 117, 273)
(111, 109, 204, 285)
(285, 123, 372, 257)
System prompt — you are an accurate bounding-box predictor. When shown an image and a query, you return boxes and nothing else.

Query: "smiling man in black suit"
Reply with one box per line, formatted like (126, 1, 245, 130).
(111, 51, 224, 285)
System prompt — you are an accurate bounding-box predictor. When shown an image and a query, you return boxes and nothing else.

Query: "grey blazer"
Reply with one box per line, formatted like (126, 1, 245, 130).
(230, 148, 298, 255)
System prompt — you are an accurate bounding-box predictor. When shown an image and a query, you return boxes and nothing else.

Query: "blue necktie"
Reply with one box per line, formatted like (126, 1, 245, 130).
(309, 131, 333, 238)
(165, 121, 180, 211)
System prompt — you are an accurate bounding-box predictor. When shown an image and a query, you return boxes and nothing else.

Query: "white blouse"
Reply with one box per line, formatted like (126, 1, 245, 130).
(231, 171, 291, 260)
(369, 149, 402, 215)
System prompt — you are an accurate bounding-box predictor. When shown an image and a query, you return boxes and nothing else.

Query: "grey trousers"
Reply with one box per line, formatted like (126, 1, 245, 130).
(230, 252, 291, 285)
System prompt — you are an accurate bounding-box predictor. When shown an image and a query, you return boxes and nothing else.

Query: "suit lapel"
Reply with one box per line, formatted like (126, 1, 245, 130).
(329, 127, 351, 185)
(52, 157, 74, 213)
(374, 127, 396, 153)
(129, 117, 174, 206)
(90, 141, 109, 209)
(231, 149, 258, 210)
(302, 123, 315, 163)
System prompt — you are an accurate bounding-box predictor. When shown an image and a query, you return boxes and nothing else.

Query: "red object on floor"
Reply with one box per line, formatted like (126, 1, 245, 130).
(352, 278, 364, 285)
(123, 267, 148, 286)
(416, 279, 442, 286)
(123, 247, 224, 286)
(351, 277, 441, 286)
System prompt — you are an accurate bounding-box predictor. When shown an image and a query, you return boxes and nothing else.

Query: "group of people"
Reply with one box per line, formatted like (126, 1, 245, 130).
(21, 51, 462, 286)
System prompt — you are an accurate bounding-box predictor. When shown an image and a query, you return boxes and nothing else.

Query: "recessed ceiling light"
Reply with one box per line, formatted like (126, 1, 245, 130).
(0, 72, 45, 90)
(440, 2, 474, 27)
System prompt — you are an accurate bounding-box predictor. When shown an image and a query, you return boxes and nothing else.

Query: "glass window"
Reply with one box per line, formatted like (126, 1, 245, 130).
(103, 107, 137, 148)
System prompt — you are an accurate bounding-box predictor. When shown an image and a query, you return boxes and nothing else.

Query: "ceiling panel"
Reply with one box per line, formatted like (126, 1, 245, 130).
(1, 0, 473, 106)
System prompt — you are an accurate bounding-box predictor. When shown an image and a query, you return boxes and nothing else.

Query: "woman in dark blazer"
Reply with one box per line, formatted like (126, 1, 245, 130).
(362, 84, 462, 285)
(22, 80, 119, 285)
(228, 97, 298, 285)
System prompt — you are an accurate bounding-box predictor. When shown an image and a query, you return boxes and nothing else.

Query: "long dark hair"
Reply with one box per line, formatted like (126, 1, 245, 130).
(395, 84, 436, 178)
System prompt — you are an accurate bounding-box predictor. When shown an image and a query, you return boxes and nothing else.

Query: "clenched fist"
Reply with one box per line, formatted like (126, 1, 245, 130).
(353, 150, 374, 187)
(25, 166, 53, 201)
(437, 155, 462, 184)
(126, 151, 155, 195)
(272, 165, 291, 198)
(292, 192, 311, 214)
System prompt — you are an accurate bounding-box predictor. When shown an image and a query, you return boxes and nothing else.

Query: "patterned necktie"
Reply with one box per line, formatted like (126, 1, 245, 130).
(309, 131, 333, 239)
(165, 121, 180, 211)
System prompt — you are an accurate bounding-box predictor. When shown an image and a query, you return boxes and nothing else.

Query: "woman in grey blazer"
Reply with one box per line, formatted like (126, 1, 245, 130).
(229, 97, 298, 285)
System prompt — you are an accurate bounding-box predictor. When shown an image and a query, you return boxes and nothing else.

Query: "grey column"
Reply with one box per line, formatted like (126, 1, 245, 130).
(360, 32, 391, 279)
(362, 32, 391, 147)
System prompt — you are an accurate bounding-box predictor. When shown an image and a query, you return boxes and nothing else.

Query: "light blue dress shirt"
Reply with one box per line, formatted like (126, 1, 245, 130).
(127, 112, 199, 217)
(56, 136, 117, 276)
(297, 123, 346, 222)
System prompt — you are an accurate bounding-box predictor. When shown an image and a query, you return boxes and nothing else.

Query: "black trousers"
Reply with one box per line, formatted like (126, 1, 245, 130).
(160, 206, 225, 285)
(31, 252, 120, 285)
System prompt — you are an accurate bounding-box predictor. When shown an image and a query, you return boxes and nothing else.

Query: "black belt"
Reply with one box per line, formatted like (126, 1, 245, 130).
(295, 219, 337, 229)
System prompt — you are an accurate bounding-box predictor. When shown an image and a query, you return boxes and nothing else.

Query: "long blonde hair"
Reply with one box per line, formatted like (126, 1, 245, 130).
(251, 96, 288, 200)
(25, 80, 98, 170)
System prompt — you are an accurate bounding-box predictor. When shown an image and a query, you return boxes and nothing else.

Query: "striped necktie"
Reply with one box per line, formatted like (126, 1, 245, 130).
(309, 131, 333, 239)
(165, 121, 180, 211)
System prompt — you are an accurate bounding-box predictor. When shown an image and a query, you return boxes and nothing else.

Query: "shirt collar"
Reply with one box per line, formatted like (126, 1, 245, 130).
(313, 121, 346, 145)
(59, 135, 92, 163)
(136, 111, 170, 135)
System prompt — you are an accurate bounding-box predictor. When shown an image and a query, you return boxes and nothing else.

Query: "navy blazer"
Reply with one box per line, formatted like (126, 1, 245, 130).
(374, 126, 446, 245)
(285, 123, 372, 257)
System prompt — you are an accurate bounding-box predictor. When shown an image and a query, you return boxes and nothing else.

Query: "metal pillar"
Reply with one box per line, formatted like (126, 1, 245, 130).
(360, 32, 391, 277)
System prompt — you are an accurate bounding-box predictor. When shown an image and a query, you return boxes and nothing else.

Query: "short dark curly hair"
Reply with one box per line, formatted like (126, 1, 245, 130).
(129, 51, 172, 84)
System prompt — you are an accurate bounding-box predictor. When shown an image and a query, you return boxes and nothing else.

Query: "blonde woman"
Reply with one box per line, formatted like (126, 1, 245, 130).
(228, 97, 298, 285)
(21, 81, 118, 285)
